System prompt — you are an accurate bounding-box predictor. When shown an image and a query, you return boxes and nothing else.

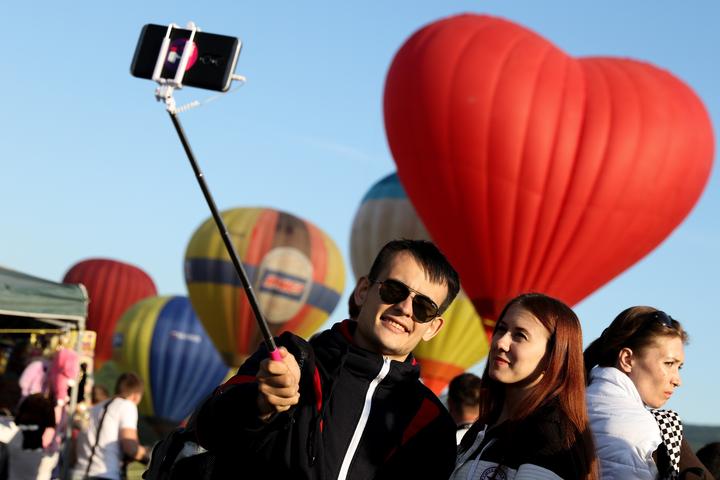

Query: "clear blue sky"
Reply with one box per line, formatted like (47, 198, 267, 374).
(2, 2, 718, 425)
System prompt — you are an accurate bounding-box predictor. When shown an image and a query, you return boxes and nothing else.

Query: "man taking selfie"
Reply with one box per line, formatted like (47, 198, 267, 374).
(196, 239, 460, 479)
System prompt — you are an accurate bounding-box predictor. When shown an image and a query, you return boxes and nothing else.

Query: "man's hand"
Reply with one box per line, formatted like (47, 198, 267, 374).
(256, 347, 301, 421)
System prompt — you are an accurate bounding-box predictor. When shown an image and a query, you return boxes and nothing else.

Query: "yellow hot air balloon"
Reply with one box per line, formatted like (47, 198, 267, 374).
(185, 207, 346, 367)
(351, 173, 489, 394)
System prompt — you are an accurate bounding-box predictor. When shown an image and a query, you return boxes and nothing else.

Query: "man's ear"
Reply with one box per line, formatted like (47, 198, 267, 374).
(616, 347, 634, 374)
(354, 277, 371, 307)
(421, 316, 444, 342)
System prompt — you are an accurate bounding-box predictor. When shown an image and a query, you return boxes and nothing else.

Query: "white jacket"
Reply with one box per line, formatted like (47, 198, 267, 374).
(586, 366, 661, 479)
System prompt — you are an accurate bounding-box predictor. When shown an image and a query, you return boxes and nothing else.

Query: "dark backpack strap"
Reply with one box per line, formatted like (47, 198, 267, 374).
(142, 428, 195, 480)
(84, 397, 116, 479)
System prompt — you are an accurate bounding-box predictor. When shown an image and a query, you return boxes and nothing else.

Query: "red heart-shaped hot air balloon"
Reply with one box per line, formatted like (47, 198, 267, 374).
(384, 14, 714, 336)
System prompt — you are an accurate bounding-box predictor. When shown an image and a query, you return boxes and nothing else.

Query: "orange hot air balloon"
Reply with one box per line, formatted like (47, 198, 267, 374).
(185, 207, 346, 367)
(63, 258, 157, 368)
(351, 173, 489, 393)
(384, 14, 714, 336)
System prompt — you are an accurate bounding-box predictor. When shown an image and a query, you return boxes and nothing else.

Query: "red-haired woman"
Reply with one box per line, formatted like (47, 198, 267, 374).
(584, 307, 713, 479)
(450, 293, 598, 480)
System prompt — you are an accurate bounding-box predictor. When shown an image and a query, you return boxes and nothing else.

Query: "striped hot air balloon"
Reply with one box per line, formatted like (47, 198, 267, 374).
(63, 258, 157, 369)
(185, 207, 346, 367)
(351, 173, 489, 394)
(112, 295, 230, 423)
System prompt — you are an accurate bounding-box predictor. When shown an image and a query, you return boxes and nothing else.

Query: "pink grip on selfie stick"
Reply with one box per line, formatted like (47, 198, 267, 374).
(269, 349, 283, 362)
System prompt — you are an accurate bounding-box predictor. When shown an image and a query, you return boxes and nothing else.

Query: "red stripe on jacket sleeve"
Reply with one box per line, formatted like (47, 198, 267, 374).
(401, 398, 439, 446)
(214, 374, 256, 395)
(339, 320, 354, 343)
(312, 366, 324, 432)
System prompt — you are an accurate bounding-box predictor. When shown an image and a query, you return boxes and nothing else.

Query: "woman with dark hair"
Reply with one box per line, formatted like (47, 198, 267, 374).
(585, 307, 714, 479)
(451, 293, 598, 480)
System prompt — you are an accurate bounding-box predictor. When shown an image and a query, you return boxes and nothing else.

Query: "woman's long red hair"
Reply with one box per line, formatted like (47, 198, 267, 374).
(478, 293, 598, 480)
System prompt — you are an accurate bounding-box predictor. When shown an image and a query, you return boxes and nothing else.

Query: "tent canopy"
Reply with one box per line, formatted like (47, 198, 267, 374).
(0, 266, 88, 328)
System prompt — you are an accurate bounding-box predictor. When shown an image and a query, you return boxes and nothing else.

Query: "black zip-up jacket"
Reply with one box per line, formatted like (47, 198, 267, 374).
(196, 320, 457, 479)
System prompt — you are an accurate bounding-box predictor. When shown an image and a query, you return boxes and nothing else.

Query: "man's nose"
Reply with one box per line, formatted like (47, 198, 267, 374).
(397, 293, 414, 317)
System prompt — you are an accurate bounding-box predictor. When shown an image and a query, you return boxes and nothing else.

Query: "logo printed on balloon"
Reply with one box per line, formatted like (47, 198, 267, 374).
(256, 247, 313, 325)
(261, 272, 306, 298)
(169, 330, 203, 343)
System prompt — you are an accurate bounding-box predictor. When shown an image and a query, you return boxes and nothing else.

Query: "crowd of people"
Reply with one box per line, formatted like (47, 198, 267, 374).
(2, 238, 720, 479)
(0, 333, 82, 479)
(0, 341, 150, 479)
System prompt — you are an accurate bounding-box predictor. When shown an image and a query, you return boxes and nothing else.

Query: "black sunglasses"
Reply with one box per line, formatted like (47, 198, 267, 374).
(648, 311, 676, 329)
(374, 278, 440, 323)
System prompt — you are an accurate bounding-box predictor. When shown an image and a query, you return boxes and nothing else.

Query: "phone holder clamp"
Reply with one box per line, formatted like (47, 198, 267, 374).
(152, 22, 199, 113)
(150, 21, 246, 114)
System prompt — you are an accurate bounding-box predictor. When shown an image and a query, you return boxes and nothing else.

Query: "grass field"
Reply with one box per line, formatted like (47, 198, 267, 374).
(127, 462, 145, 479)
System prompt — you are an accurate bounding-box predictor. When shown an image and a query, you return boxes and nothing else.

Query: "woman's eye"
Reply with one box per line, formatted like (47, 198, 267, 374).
(513, 332, 527, 340)
(664, 361, 675, 367)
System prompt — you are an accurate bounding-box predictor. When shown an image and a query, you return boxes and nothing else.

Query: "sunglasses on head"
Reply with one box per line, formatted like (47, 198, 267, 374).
(374, 278, 440, 323)
(648, 310, 676, 329)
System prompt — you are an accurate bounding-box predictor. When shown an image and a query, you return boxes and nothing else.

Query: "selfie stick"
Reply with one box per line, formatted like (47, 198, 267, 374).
(152, 23, 282, 362)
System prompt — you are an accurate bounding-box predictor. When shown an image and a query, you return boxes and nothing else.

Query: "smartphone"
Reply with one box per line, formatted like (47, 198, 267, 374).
(130, 24, 241, 92)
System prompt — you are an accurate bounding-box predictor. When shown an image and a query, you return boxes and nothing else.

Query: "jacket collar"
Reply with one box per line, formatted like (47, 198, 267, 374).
(589, 366, 645, 407)
(313, 320, 420, 383)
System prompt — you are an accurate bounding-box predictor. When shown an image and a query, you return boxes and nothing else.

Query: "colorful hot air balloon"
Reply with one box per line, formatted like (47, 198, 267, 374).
(350, 173, 430, 279)
(384, 14, 714, 336)
(112, 296, 230, 422)
(351, 173, 489, 393)
(63, 259, 157, 369)
(185, 207, 346, 367)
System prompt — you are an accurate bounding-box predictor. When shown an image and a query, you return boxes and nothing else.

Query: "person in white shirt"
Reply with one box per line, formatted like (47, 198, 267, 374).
(72, 372, 149, 480)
